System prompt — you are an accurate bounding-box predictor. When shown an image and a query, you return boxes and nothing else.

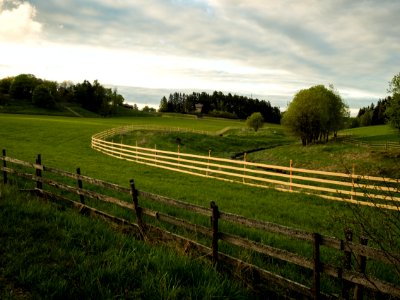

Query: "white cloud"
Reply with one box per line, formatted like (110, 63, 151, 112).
(0, 0, 42, 42)
(0, 0, 399, 111)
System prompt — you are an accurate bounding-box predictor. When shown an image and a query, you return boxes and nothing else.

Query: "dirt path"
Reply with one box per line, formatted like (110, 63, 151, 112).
(64, 106, 83, 117)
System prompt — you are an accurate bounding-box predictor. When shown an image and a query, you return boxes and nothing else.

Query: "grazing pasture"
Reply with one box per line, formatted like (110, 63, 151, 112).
(1, 113, 398, 235)
(1, 113, 399, 297)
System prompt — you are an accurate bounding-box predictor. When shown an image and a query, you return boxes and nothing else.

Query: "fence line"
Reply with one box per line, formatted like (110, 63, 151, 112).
(91, 126, 400, 210)
(1, 151, 399, 299)
(338, 135, 400, 151)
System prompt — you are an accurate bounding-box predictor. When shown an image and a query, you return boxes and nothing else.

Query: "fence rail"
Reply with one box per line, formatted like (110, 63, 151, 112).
(91, 126, 400, 210)
(1, 150, 399, 299)
(338, 135, 400, 151)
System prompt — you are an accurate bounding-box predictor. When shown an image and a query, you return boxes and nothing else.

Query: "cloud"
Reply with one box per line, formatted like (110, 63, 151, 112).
(1, 0, 399, 112)
(0, 0, 42, 42)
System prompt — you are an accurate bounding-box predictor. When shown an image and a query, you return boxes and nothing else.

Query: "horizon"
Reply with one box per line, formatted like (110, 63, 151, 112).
(1, 1, 399, 117)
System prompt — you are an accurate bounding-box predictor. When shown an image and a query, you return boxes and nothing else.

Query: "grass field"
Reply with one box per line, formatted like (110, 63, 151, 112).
(0, 184, 250, 299)
(342, 124, 399, 142)
(1, 113, 398, 233)
(1, 113, 399, 297)
(117, 125, 291, 158)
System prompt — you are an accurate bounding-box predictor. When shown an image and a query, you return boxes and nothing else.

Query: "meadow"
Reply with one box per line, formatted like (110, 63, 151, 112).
(0, 184, 250, 299)
(1, 113, 399, 297)
(0, 113, 349, 234)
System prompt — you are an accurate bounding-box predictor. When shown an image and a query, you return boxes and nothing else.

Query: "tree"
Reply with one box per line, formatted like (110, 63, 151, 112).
(386, 94, 400, 132)
(282, 85, 348, 145)
(32, 84, 56, 108)
(246, 112, 264, 132)
(0, 76, 13, 94)
(159, 96, 168, 112)
(9, 74, 41, 100)
(387, 73, 400, 132)
(388, 72, 400, 95)
(142, 105, 156, 112)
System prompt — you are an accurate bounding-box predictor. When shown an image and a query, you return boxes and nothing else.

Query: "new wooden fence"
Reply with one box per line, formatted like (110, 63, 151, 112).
(1, 150, 400, 299)
(92, 126, 400, 210)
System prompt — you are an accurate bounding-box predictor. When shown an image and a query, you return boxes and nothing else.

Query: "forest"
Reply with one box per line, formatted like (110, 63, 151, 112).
(159, 91, 281, 124)
(0, 74, 125, 116)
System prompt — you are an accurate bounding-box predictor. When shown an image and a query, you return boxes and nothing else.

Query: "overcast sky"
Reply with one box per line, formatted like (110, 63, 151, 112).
(1, 0, 399, 113)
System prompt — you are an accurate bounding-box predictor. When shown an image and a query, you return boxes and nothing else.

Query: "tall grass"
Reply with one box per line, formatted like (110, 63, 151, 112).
(0, 184, 251, 299)
(1, 113, 399, 296)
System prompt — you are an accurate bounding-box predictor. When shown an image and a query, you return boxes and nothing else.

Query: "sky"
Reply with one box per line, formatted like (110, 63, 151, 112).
(0, 0, 399, 114)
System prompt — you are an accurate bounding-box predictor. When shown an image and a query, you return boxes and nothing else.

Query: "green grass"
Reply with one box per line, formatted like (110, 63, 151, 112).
(117, 126, 292, 158)
(0, 113, 397, 235)
(248, 141, 400, 178)
(342, 124, 400, 142)
(1, 113, 399, 296)
(0, 184, 251, 299)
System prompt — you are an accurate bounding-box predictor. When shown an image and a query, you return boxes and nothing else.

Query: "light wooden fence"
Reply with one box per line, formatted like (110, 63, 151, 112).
(92, 126, 400, 210)
(1, 150, 400, 299)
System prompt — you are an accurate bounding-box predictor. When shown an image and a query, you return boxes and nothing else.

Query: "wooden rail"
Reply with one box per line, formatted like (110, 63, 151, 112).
(338, 135, 400, 151)
(91, 126, 400, 210)
(1, 150, 399, 299)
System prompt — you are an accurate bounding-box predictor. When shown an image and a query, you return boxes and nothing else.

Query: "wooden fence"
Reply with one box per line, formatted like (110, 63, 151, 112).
(91, 126, 400, 210)
(1, 150, 400, 299)
(338, 135, 400, 151)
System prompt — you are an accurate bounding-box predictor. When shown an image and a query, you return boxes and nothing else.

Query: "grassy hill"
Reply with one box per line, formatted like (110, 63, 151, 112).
(1, 113, 399, 297)
(0, 184, 250, 299)
(0, 99, 158, 118)
(1, 113, 398, 232)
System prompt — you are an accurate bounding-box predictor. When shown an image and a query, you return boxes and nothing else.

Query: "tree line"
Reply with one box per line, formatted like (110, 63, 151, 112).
(353, 98, 389, 127)
(352, 73, 400, 131)
(0, 74, 125, 116)
(159, 91, 281, 124)
(282, 72, 400, 145)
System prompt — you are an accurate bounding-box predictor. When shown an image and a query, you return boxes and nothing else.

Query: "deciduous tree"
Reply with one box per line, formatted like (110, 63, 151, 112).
(246, 112, 264, 132)
(9, 74, 41, 100)
(282, 85, 348, 145)
(32, 84, 56, 108)
(387, 73, 400, 132)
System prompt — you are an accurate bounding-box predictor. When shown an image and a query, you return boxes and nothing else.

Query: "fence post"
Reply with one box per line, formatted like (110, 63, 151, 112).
(2, 149, 7, 184)
(35, 154, 43, 189)
(312, 233, 321, 300)
(342, 228, 353, 299)
(210, 201, 220, 265)
(130, 179, 144, 233)
(243, 153, 247, 183)
(290, 159, 293, 191)
(155, 145, 157, 165)
(135, 141, 138, 162)
(354, 236, 368, 300)
(351, 164, 356, 200)
(120, 136, 123, 158)
(178, 145, 180, 168)
(206, 149, 211, 176)
(76, 168, 85, 204)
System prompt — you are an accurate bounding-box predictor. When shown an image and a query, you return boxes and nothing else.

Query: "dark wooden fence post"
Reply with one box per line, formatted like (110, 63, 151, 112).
(130, 179, 144, 231)
(354, 236, 368, 300)
(342, 228, 353, 300)
(76, 168, 85, 204)
(35, 154, 43, 189)
(2, 149, 7, 184)
(210, 201, 220, 265)
(312, 232, 321, 300)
